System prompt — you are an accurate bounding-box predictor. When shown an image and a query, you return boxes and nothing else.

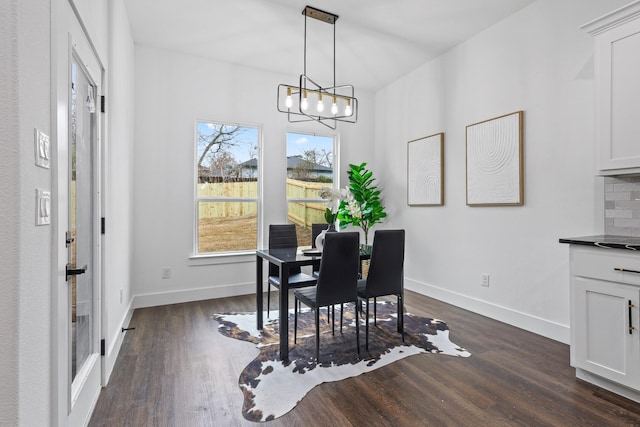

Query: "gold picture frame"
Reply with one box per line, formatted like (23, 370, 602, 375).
(466, 111, 523, 206)
(407, 132, 444, 206)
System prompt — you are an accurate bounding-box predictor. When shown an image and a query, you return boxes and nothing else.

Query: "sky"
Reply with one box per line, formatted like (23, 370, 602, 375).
(286, 132, 334, 158)
(197, 121, 334, 164)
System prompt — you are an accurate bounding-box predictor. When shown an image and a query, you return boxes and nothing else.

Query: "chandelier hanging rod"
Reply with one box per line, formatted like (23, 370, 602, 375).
(303, 6, 338, 91)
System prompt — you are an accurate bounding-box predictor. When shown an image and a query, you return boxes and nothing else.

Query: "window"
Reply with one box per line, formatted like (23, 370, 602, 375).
(195, 121, 259, 254)
(286, 131, 337, 246)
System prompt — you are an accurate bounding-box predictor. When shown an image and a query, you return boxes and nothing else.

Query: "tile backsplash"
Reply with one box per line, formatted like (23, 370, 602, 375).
(605, 175, 640, 237)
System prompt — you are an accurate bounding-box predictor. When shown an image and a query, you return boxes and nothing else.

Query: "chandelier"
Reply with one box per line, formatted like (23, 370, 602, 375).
(277, 5, 358, 130)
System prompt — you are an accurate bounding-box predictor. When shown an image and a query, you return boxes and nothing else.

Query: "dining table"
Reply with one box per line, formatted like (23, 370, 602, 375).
(256, 245, 371, 361)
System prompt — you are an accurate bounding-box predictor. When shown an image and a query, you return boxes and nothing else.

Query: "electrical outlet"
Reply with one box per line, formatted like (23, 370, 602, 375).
(481, 273, 490, 287)
(120, 288, 123, 303)
(161, 267, 171, 279)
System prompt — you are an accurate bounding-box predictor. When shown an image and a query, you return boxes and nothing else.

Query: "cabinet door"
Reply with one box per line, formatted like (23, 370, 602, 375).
(595, 17, 640, 173)
(572, 276, 640, 389)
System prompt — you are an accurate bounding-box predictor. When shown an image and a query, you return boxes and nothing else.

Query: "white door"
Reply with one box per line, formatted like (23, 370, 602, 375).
(67, 52, 102, 424)
(54, 4, 104, 422)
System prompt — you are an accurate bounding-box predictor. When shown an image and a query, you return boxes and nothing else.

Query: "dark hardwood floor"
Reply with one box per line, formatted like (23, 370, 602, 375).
(89, 291, 640, 426)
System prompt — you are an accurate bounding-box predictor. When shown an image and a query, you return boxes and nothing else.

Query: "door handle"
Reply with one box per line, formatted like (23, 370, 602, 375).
(66, 263, 88, 281)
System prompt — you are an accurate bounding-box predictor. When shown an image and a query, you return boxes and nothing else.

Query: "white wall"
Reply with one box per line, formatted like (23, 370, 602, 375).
(0, 3, 23, 424)
(103, 0, 135, 382)
(374, 0, 629, 343)
(132, 45, 374, 307)
(0, 0, 52, 425)
(18, 1, 52, 423)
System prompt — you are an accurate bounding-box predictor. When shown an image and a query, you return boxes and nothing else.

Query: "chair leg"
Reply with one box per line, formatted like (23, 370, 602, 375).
(398, 294, 404, 341)
(294, 297, 298, 344)
(315, 308, 320, 361)
(267, 284, 271, 318)
(331, 304, 335, 336)
(365, 298, 370, 351)
(339, 303, 344, 334)
(355, 300, 360, 356)
(373, 297, 377, 326)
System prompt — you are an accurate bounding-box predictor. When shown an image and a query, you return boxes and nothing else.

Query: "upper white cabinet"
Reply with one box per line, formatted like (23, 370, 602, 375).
(582, 1, 640, 175)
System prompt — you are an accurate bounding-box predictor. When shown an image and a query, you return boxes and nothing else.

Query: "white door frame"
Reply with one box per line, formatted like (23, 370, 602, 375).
(52, 0, 105, 425)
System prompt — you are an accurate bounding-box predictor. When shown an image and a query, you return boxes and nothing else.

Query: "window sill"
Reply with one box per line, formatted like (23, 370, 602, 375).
(188, 251, 256, 266)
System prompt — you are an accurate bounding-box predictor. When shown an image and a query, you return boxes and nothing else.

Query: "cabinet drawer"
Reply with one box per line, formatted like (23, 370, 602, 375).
(571, 246, 640, 286)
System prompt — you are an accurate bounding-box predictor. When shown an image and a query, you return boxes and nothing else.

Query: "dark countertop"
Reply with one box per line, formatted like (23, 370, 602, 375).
(559, 235, 640, 251)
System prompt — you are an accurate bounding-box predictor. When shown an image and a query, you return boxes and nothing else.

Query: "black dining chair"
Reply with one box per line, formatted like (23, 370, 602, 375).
(357, 229, 405, 350)
(311, 223, 327, 277)
(266, 224, 317, 315)
(294, 232, 361, 361)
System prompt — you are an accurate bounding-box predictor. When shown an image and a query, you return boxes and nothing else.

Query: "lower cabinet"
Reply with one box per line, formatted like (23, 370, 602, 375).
(570, 245, 640, 399)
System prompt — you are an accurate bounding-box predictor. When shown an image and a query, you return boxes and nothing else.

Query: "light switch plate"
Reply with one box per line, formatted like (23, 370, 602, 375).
(34, 128, 50, 169)
(36, 189, 51, 226)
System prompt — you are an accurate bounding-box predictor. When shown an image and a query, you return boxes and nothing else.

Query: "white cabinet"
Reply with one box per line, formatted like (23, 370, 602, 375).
(569, 245, 640, 400)
(582, 1, 640, 175)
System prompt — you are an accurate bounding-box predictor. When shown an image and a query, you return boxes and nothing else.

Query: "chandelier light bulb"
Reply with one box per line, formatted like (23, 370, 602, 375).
(344, 99, 352, 117)
(285, 87, 293, 108)
(317, 93, 324, 112)
(301, 91, 309, 111)
(331, 96, 338, 115)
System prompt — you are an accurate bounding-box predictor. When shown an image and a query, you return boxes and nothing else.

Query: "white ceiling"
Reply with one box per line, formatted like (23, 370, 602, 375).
(124, 0, 536, 92)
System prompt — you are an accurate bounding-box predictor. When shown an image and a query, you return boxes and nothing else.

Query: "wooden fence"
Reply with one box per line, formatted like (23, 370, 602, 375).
(198, 179, 327, 226)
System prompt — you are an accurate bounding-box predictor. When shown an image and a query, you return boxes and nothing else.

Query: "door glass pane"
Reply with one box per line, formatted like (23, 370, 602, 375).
(70, 60, 95, 380)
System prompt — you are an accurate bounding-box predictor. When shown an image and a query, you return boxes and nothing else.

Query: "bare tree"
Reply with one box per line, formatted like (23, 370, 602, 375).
(208, 150, 238, 182)
(290, 157, 315, 180)
(197, 124, 243, 169)
(302, 148, 332, 168)
(317, 148, 333, 168)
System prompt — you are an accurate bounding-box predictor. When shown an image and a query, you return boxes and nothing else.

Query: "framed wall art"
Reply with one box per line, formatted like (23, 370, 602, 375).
(466, 111, 523, 206)
(407, 132, 444, 206)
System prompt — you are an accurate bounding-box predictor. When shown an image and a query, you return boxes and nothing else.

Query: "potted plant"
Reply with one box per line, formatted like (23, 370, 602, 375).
(337, 162, 387, 246)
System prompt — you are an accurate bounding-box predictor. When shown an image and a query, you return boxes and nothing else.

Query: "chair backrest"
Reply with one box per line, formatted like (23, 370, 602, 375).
(365, 229, 405, 297)
(268, 224, 301, 276)
(316, 232, 360, 306)
(311, 223, 327, 249)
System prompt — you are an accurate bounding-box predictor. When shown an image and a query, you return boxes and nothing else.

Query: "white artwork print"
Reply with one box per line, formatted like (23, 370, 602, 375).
(408, 133, 443, 205)
(466, 112, 522, 205)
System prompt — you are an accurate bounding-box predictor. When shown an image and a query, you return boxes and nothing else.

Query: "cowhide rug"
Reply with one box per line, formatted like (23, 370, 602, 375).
(213, 301, 470, 422)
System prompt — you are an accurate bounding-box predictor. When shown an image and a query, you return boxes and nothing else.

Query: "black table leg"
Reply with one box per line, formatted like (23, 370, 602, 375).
(256, 254, 263, 330)
(279, 265, 290, 360)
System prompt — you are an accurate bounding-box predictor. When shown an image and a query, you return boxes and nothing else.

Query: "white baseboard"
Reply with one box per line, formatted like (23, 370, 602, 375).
(405, 277, 570, 344)
(103, 300, 134, 385)
(132, 282, 255, 309)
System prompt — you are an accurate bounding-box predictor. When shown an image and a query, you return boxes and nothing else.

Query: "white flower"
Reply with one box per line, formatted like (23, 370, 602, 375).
(319, 187, 344, 213)
(346, 198, 362, 219)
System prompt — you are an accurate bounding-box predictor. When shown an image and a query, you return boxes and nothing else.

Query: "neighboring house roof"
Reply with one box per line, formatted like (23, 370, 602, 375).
(240, 156, 331, 172)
